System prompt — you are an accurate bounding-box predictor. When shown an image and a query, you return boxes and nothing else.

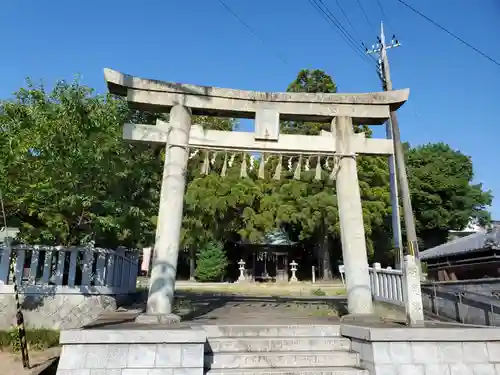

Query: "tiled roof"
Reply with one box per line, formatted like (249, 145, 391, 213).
(420, 227, 500, 260)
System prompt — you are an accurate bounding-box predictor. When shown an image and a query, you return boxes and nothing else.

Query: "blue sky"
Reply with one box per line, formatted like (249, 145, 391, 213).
(1, 0, 499, 218)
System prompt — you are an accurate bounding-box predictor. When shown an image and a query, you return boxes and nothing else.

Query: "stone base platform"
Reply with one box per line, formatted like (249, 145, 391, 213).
(56, 320, 206, 375)
(56, 308, 500, 375)
(341, 321, 500, 374)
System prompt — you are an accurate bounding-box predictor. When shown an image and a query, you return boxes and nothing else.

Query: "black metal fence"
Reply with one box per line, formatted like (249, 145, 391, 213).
(421, 279, 500, 326)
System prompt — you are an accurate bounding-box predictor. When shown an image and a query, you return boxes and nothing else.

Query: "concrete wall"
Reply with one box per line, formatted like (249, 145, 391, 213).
(57, 328, 206, 375)
(341, 324, 500, 375)
(421, 279, 500, 326)
(0, 293, 125, 330)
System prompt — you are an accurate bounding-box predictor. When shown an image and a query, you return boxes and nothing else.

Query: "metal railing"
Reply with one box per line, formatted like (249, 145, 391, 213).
(421, 280, 500, 326)
(0, 243, 139, 295)
(368, 263, 405, 306)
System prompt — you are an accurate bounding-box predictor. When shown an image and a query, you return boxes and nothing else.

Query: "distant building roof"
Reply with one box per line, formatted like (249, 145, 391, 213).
(262, 229, 296, 246)
(238, 229, 296, 247)
(420, 227, 500, 261)
(448, 222, 486, 234)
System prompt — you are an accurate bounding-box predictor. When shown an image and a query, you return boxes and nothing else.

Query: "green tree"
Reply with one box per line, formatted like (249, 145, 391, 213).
(180, 116, 236, 278)
(0, 78, 237, 251)
(407, 142, 492, 249)
(273, 69, 389, 278)
(0, 79, 160, 248)
(195, 241, 229, 281)
(281, 69, 336, 136)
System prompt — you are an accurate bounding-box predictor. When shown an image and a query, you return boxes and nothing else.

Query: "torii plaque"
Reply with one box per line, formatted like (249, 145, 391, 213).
(104, 68, 410, 321)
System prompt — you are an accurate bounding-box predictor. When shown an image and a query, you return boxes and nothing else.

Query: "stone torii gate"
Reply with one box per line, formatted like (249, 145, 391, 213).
(104, 68, 411, 321)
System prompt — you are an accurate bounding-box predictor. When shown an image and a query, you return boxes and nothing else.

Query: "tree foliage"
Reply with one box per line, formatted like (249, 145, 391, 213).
(195, 241, 228, 282)
(0, 80, 159, 248)
(406, 142, 492, 248)
(0, 72, 492, 272)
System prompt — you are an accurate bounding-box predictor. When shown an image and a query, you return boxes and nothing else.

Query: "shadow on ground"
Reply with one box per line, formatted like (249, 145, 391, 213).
(37, 358, 59, 375)
(123, 290, 349, 323)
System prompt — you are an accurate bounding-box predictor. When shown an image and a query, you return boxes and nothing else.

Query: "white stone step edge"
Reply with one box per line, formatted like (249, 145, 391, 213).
(205, 350, 359, 369)
(202, 325, 341, 338)
(206, 336, 352, 353)
(205, 366, 368, 375)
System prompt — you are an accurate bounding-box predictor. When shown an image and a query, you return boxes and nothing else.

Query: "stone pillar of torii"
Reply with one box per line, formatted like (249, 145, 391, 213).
(104, 68, 424, 325)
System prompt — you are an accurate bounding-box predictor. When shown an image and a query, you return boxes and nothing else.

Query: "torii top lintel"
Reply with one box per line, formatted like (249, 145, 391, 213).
(104, 68, 409, 126)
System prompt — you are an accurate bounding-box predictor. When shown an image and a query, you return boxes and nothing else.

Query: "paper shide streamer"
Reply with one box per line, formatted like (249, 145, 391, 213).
(189, 149, 341, 181)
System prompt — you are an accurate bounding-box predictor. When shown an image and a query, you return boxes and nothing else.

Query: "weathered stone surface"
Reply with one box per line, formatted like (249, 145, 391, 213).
(155, 344, 182, 368)
(181, 344, 204, 367)
(56, 327, 206, 375)
(205, 368, 368, 375)
(402, 254, 425, 326)
(123, 122, 395, 156)
(148, 370, 174, 375)
(335, 116, 373, 316)
(424, 364, 450, 375)
(121, 370, 149, 375)
(340, 324, 500, 341)
(85, 344, 110, 369)
(202, 324, 340, 338)
(58, 345, 88, 370)
(127, 344, 157, 368)
(104, 69, 409, 124)
(343, 324, 500, 375)
(106, 345, 129, 368)
(89, 370, 122, 375)
(462, 342, 489, 364)
(487, 342, 500, 362)
(469, 364, 496, 375)
(173, 369, 204, 375)
(207, 337, 351, 353)
(104, 68, 409, 106)
(412, 342, 438, 364)
(0, 293, 119, 329)
(60, 327, 206, 344)
(135, 313, 181, 325)
(437, 343, 463, 363)
(396, 364, 424, 375)
(205, 351, 359, 369)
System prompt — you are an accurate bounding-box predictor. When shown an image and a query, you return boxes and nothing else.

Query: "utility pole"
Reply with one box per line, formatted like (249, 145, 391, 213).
(367, 22, 420, 261)
(367, 22, 425, 326)
(366, 23, 403, 269)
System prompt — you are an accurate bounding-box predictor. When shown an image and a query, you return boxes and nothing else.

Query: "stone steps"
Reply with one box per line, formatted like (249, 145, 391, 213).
(202, 324, 364, 375)
(205, 350, 360, 369)
(206, 367, 368, 375)
(202, 324, 341, 338)
(206, 336, 351, 352)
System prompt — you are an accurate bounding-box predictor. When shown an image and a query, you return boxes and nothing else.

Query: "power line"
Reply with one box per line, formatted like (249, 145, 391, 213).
(217, 0, 289, 65)
(333, 0, 362, 42)
(308, 0, 367, 62)
(355, 0, 374, 30)
(308, 0, 376, 66)
(397, 0, 500, 67)
(317, 0, 362, 47)
(375, 0, 394, 33)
